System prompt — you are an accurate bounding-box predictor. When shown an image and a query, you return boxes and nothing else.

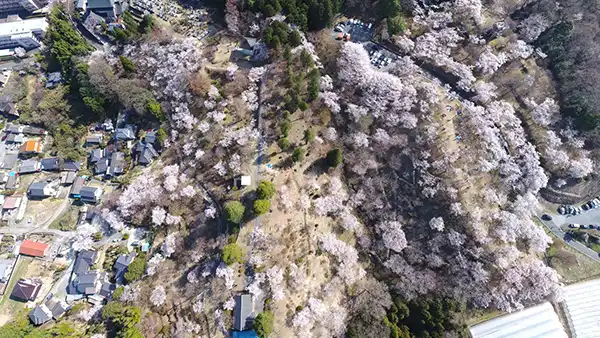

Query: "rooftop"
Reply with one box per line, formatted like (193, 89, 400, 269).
(0, 17, 47, 37)
(19, 240, 48, 257)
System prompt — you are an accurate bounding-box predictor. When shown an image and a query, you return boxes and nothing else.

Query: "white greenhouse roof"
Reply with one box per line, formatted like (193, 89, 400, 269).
(470, 302, 567, 338)
(563, 278, 600, 337)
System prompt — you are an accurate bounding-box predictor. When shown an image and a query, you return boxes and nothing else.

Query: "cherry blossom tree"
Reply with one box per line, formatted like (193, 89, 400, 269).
(150, 285, 166, 307)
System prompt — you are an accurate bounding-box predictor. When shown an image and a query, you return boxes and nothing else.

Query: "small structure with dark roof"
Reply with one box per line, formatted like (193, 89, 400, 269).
(0, 101, 17, 117)
(40, 158, 59, 171)
(94, 159, 108, 175)
(99, 281, 115, 298)
(29, 303, 52, 325)
(45, 72, 62, 89)
(22, 126, 47, 136)
(62, 160, 82, 172)
(69, 250, 99, 296)
(234, 294, 256, 331)
(28, 181, 49, 199)
(144, 131, 156, 144)
(80, 186, 103, 204)
(10, 278, 42, 302)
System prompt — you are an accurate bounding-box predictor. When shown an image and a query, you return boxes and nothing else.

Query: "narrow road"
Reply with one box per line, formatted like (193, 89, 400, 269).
(537, 215, 600, 263)
(253, 66, 269, 228)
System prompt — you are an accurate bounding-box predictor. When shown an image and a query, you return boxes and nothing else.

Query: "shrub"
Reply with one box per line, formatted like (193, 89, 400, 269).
(113, 286, 124, 301)
(257, 181, 276, 199)
(278, 138, 291, 151)
(292, 147, 305, 163)
(254, 311, 274, 338)
(298, 101, 309, 111)
(326, 148, 343, 167)
(147, 98, 164, 121)
(93, 232, 103, 241)
(253, 199, 271, 215)
(119, 56, 137, 73)
(280, 121, 290, 138)
(222, 243, 244, 265)
(124, 253, 146, 284)
(225, 201, 246, 224)
(304, 128, 315, 143)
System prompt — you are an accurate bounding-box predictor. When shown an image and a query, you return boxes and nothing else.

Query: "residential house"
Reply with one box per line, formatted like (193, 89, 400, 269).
(1, 153, 17, 170)
(94, 159, 108, 175)
(62, 160, 82, 172)
(115, 127, 135, 141)
(107, 152, 125, 176)
(144, 131, 156, 144)
(20, 240, 48, 257)
(136, 142, 158, 165)
(5, 133, 24, 143)
(45, 72, 62, 89)
(44, 296, 69, 319)
(86, 0, 125, 20)
(60, 171, 76, 185)
(6, 123, 23, 134)
(5, 172, 19, 190)
(68, 250, 99, 296)
(2, 195, 21, 211)
(234, 294, 256, 331)
(10, 278, 42, 302)
(113, 252, 135, 282)
(29, 303, 52, 325)
(89, 148, 104, 164)
(99, 281, 115, 299)
(19, 140, 42, 154)
(28, 181, 56, 199)
(101, 119, 114, 132)
(23, 126, 47, 136)
(85, 134, 103, 146)
(70, 176, 85, 197)
(40, 158, 59, 171)
(18, 159, 41, 174)
(0, 100, 17, 117)
(80, 186, 103, 204)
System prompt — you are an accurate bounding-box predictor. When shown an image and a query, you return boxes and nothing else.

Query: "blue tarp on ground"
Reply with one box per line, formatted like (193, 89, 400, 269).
(232, 331, 259, 338)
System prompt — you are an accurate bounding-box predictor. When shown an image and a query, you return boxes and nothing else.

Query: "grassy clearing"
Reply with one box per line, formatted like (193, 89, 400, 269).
(49, 205, 78, 231)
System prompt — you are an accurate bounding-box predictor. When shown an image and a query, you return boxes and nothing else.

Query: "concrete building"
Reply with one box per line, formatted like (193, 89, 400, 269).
(0, 17, 47, 50)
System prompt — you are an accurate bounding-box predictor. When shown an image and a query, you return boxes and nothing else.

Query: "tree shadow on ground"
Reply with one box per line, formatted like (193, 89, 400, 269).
(303, 157, 329, 176)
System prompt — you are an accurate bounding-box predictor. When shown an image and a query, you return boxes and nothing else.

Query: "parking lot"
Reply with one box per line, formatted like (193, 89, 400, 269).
(331, 18, 374, 42)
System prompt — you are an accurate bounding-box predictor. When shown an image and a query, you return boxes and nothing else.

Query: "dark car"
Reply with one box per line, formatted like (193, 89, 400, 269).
(541, 214, 553, 221)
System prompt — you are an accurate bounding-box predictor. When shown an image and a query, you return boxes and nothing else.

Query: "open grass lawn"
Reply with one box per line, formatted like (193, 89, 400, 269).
(49, 205, 78, 231)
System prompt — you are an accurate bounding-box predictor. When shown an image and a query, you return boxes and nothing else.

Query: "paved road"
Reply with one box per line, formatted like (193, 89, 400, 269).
(538, 211, 600, 263)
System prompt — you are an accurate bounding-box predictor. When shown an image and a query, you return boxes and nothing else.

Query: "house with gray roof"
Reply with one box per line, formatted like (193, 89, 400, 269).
(80, 186, 103, 204)
(68, 250, 99, 296)
(89, 148, 104, 163)
(70, 176, 85, 197)
(99, 281, 115, 298)
(5, 172, 19, 190)
(29, 304, 52, 325)
(94, 159, 108, 175)
(114, 252, 136, 282)
(144, 131, 156, 144)
(6, 133, 24, 144)
(107, 152, 125, 176)
(115, 127, 135, 141)
(0, 153, 17, 170)
(28, 181, 56, 199)
(136, 142, 158, 165)
(45, 297, 70, 319)
(61, 172, 76, 185)
(11, 278, 42, 302)
(22, 126, 47, 136)
(18, 159, 40, 174)
(234, 294, 256, 331)
(86, 134, 103, 146)
(5, 123, 23, 134)
(0, 101, 17, 117)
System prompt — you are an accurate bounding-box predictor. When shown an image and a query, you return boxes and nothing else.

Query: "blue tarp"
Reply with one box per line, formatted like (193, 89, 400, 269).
(232, 331, 259, 338)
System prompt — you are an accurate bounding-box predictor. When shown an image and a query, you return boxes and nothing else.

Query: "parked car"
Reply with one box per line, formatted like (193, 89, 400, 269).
(570, 224, 581, 228)
(558, 206, 566, 214)
(541, 214, 553, 221)
(583, 204, 590, 211)
(589, 224, 596, 229)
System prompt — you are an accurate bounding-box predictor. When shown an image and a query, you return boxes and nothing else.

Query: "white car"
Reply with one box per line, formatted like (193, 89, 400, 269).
(334, 26, 343, 32)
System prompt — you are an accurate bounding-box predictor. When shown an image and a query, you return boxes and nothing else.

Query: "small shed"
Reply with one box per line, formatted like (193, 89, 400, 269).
(234, 176, 251, 188)
(234, 294, 255, 331)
